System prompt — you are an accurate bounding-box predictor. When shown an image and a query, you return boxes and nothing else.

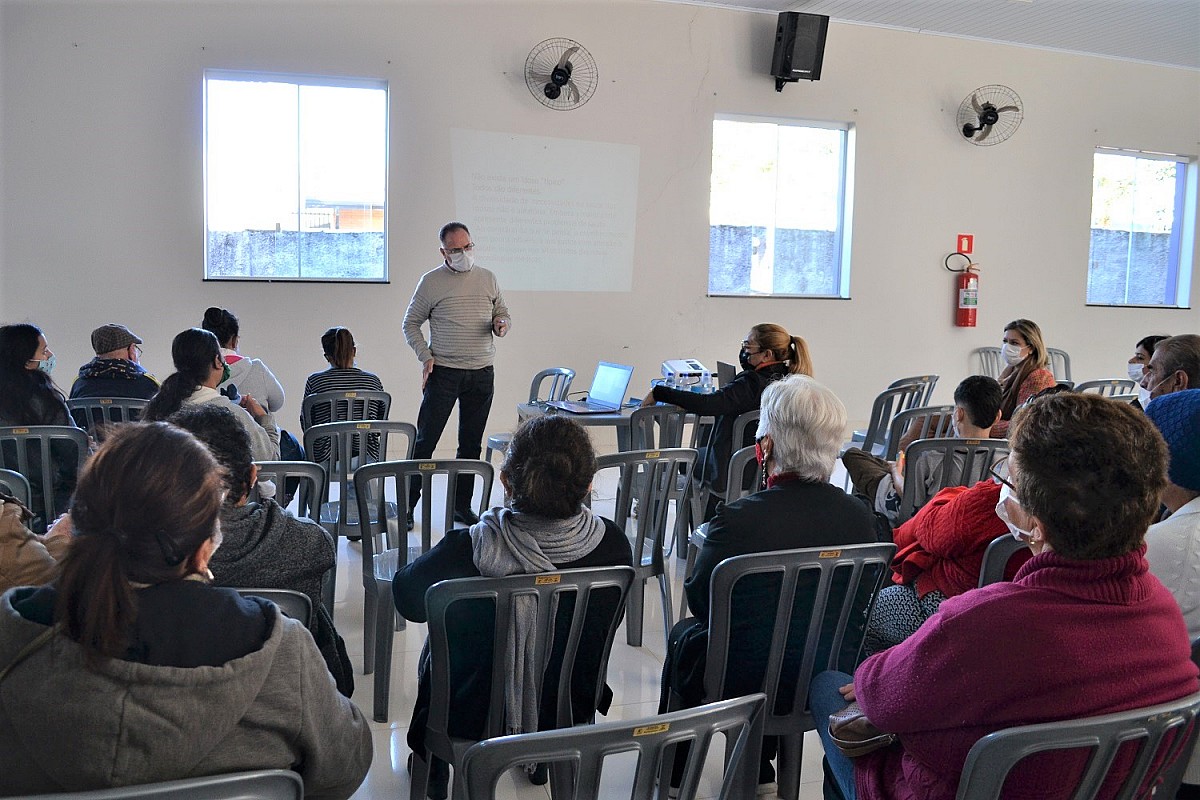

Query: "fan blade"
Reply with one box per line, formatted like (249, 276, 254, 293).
(566, 79, 579, 103)
(529, 72, 554, 86)
(976, 124, 992, 142)
(995, 105, 1019, 114)
(971, 93, 983, 114)
(556, 46, 579, 72)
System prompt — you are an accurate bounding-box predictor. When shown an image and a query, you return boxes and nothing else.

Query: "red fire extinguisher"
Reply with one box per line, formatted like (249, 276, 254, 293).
(946, 252, 979, 328)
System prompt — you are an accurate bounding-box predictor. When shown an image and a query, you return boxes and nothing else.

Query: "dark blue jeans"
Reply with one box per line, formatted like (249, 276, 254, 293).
(811, 669, 857, 800)
(410, 365, 494, 511)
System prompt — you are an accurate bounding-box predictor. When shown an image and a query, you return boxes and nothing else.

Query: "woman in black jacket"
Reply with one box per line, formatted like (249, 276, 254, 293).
(393, 415, 632, 800)
(641, 322, 812, 520)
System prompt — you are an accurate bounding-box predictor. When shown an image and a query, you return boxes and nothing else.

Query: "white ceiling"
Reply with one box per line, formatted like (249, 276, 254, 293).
(654, 0, 1200, 70)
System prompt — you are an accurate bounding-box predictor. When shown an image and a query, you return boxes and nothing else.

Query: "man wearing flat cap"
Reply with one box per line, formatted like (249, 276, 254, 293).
(69, 323, 159, 400)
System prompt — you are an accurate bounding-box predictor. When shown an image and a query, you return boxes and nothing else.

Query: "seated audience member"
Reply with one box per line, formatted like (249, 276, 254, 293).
(992, 318, 1057, 437)
(1129, 334, 1170, 408)
(144, 328, 280, 461)
(862, 478, 1030, 655)
(843, 375, 1002, 524)
(0, 494, 71, 594)
(168, 404, 352, 697)
(0, 422, 372, 796)
(392, 415, 632, 800)
(661, 374, 877, 794)
(302, 326, 386, 464)
(0, 323, 80, 531)
(811, 392, 1198, 800)
(1141, 333, 1200, 405)
(69, 323, 158, 400)
(641, 323, 811, 520)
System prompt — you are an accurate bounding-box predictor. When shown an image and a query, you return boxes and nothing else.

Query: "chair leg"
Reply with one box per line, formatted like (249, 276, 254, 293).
(777, 733, 803, 800)
(548, 761, 574, 800)
(410, 751, 430, 800)
(321, 566, 336, 622)
(373, 580, 395, 722)
(363, 584, 377, 675)
(626, 576, 645, 647)
(657, 573, 673, 652)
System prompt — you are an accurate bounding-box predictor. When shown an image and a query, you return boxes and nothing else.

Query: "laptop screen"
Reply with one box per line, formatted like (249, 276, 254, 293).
(588, 362, 634, 407)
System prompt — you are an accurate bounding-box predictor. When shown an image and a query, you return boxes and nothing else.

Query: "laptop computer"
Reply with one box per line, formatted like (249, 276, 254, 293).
(716, 361, 737, 388)
(546, 361, 635, 414)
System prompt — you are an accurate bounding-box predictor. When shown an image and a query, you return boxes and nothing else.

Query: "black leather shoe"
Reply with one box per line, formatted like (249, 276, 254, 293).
(453, 507, 480, 526)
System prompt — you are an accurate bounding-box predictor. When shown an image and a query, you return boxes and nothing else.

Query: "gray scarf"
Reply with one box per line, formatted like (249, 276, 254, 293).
(469, 505, 606, 736)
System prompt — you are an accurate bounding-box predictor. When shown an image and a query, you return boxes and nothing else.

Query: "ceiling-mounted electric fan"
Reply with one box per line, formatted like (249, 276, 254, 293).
(525, 38, 597, 111)
(956, 85, 1023, 146)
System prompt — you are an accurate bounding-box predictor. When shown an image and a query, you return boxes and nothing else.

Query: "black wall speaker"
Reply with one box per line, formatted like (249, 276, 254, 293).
(771, 12, 829, 91)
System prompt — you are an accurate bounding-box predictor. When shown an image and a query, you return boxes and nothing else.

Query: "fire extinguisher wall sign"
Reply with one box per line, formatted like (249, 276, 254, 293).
(945, 252, 978, 328)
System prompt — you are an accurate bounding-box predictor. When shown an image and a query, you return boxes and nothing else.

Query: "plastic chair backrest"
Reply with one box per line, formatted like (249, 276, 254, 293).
(724, 446, 758, 504)
(299, 389, 391, 430)
(630, 404, 688, 450)
(1047, 347, 1072, 382)
(596, 448, 698, 574)
(0, 468, 31, 508)
(704, 543, 896, 735)
(421, 566, 635, 794)
(0, 426, 89, 529)
(706, 410, 761, 499)
(859, 382, 935, 455)
(529, 367, 575, 403)
(235, 588, 315, 630)
(975, 347, 1004, 379)
(897, 438, 1010, 524)
(4, 769, 304, 799)
(887, 375, 940, 407)
(977, 534, 1031, 588)
(302, 421, 416, 531)
(251, 460, 327, 520)
(460, 694, 766, 800)
(1074, 378, 1137, 397)
(1057, 379, 1076, 390)
(955, 690, 1200, 800)
(66, 397, 148, 438)
(884, 404, 957, 461)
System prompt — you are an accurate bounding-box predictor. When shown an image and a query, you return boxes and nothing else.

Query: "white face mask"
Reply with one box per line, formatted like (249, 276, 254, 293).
(1127, 363, 1144, 382)
(1137, 386, 1153, 408)
(1001, 343, 1026, 366)
(994, 483, 1034, 541)
(446, 250, 474, 272)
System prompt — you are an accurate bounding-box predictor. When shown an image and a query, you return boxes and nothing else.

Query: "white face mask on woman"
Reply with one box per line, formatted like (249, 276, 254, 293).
(1127, 363, 1144, 382)
(1001, 343, 1026, 366)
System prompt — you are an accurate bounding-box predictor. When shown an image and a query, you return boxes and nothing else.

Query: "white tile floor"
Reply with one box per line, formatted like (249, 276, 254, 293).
(325, 469, 835, 800)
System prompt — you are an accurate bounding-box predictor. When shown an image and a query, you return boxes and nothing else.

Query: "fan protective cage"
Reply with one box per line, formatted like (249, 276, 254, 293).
(956, 84, 1023, 146)
(525, 37, 598, 110)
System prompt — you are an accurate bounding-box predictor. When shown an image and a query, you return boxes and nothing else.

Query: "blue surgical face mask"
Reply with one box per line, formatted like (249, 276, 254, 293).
(32, 354, 55, 375)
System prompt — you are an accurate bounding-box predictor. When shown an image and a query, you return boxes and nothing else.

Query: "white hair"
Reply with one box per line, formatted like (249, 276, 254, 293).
(756, 374, 847, 482)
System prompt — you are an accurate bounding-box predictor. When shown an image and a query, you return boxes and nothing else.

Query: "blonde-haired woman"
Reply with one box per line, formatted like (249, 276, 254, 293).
(641, 323, 813, 520)
(992, 318, 1055, 437)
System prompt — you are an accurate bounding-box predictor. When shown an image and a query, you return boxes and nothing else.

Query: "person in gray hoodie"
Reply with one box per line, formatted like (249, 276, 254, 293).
(0, 421, 371, 797)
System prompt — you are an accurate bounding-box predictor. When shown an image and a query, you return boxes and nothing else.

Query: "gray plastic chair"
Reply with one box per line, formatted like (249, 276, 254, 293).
(896, 438, 1011, 524)
(688, 409, 760, 530)
(5, 769, 303, 799)
(0, 425, 89, 532)
(975, 347, 1004, 379)
(354, 458, 494, 722)
(0, 468, 31, 508)
(302, 420, 415, 543)
(234, 587, 315, 630)
(629, 403, 688, 450)
(846, 380, 936, 457)
(883, 404, 957, 461)
(977, 533, 1031, 588)
(485, 367, 575, 464)
(413, 566, 635, 800)
(594, 448, 698, 648)
(1047, 347, 1073, 382)
(67, 397, 148, 439)
(955, 690, 1200, 800)
(889, 374, 939, 406)
(250, 460, 332, 614)
(460, 694, 766, 800)
(299, 389, 391, 430)
(1075, 378, 1137, 397)
(1057, 379, 1077, 390)
(679, 542, 896, 800)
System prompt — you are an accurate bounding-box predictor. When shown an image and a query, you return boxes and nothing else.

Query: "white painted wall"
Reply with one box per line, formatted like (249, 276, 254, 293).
(2, 0, 1198, 450)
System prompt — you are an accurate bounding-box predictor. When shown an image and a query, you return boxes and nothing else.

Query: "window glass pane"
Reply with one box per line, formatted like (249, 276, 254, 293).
(205, 72, 387, 281)
(709, 118, 849, 297)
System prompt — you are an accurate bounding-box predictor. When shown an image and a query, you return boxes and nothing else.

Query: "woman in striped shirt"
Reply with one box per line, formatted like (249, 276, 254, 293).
(302, 327, 387, 462)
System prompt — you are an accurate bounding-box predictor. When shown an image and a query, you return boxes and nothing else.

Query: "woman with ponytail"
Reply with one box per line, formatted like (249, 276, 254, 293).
(0, 422, 372, 796)
(201, 306, 285, 414)
(392, 415, 632, 798)
(145, 328, 279, 460)
(640, 323, 812, 520)
(302, 327, 387, 463)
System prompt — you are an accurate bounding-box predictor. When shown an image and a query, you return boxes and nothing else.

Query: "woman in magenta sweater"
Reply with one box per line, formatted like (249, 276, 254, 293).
(812, 392, 1199, 800)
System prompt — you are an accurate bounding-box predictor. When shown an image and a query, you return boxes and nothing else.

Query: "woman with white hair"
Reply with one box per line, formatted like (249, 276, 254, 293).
(660, 374, 878, 795)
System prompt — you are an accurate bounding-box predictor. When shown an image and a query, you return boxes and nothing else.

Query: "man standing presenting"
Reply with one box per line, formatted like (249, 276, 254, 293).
(403, 222, 510, 527)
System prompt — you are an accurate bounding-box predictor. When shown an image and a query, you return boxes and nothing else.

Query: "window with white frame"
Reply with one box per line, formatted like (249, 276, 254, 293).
(1087, 148, 1196, 307)
(708, 116, 853, 297)
(204, 71, 388, 281)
